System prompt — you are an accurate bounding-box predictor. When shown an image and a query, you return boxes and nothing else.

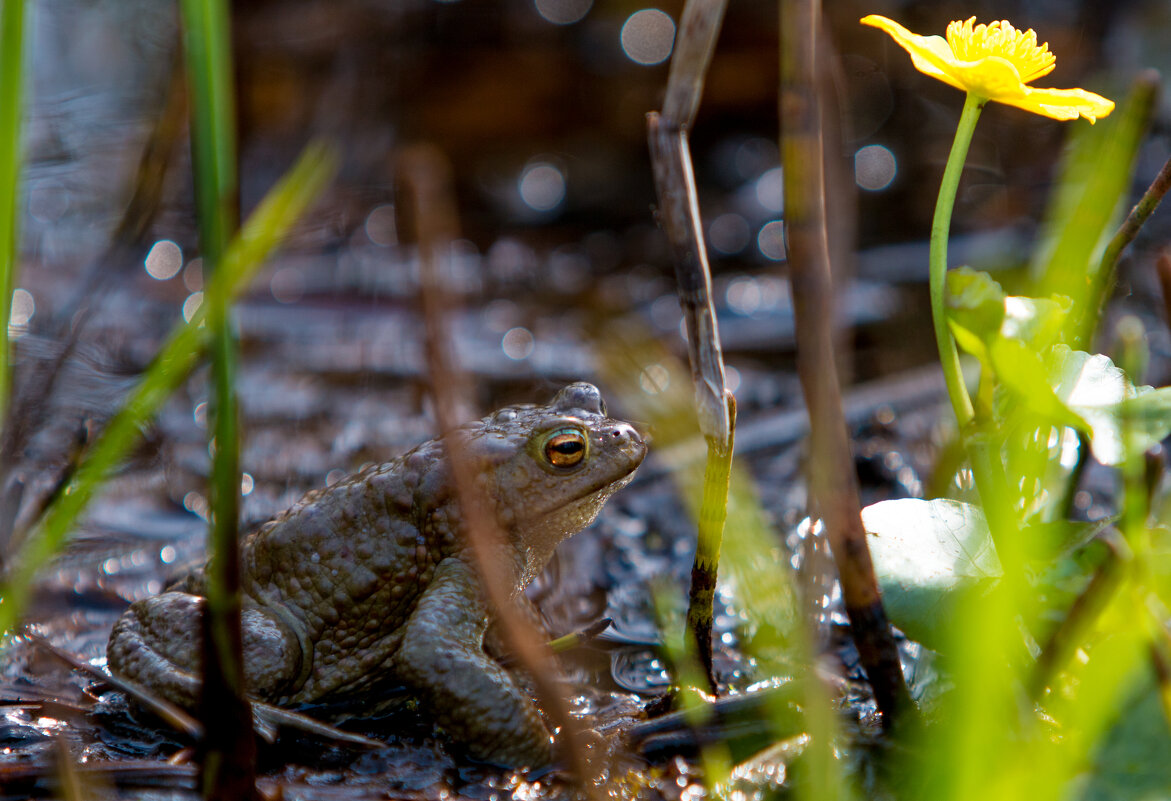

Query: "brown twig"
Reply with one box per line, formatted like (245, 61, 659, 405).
(646, 0, 732, 692)
(1155, 248, 1171, 331)
(1094, 73, 1169, 323)
(23, 629, 203, 740)
(399, 145, 590, 785)
(779, 0, 911, 729)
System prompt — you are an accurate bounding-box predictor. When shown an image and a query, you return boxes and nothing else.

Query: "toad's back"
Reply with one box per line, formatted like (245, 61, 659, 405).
(230, 437, 460, 700)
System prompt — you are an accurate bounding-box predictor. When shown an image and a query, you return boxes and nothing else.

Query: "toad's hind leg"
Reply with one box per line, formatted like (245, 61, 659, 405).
(393, 557, 555, 769)
(107, 591, 305, 707)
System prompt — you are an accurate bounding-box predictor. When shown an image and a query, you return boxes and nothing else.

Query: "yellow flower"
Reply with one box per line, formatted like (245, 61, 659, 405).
(861, 15, 1114, 123)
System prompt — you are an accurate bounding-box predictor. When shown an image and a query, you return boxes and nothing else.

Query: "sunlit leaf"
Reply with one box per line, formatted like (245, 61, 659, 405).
(947, 268, 1071, 363)
(862, 498, 1001, 650)
(1047, 345, 1171, 465)
(947, 266, 1006, 342)
(999, 294, 1070, 351)
(991, 338, 1088, 430)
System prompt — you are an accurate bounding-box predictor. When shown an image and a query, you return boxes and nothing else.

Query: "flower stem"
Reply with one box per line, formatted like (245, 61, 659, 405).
(930, 92, 985, 428)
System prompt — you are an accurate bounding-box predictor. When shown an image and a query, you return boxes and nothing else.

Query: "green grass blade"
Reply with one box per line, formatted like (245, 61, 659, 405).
(179, 0, 248, 793)
(0, 141, 338, 636)
(181, 0, 236, 267)
(0, 0, 27, 419)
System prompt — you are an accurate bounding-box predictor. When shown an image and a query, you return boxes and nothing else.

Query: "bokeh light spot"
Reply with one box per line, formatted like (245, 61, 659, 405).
(754, 166, 784, 213)
(144, 239, 183, 280)
(757, 221, 787, 261)
(709, 213, 750, 255)
(9, 288, 34, 328)
(724, 365, 741, 393)
(502, 327, 535, 360)
(535, 0, 592, 25)
(620, 9, 675, 66)
(726, 277, 762, 315)
(519, 162, 566, 212)
(270, 267, 305, 304)
(639, 363, 670, 394)
(854, 144, 897, 191)
(182, 291, 204, 323)
(364, 204, 397, 247)
(183, 258, 204, 292)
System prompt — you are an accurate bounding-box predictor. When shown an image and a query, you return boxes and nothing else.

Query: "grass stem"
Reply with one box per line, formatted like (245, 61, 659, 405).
(0, 0, 26, 421)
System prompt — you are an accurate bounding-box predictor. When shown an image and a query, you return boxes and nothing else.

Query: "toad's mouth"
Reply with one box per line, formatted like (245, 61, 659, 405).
(537, 467, 640, 521)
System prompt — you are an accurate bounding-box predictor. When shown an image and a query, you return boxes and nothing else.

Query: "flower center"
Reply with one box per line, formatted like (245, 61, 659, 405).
(946, 17, 1056, 83)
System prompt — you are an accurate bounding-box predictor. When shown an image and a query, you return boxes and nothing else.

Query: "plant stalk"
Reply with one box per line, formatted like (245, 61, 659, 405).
(930, 92, 985, 430)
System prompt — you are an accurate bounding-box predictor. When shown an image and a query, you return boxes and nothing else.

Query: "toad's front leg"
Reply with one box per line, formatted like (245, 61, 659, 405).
(392, 556, 555, 769)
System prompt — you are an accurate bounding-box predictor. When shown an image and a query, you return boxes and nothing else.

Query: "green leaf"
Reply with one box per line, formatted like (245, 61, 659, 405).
(1117, 389, 1171, 445)
(862, 498, 1001, 651)
(1047, 345, 1171, 465)
(946, 266, 1006, 343)
(946, 268, 1070, 361)
(999, 293, 1070, 352)
(1079, 671, 1171, 801)
(990, 338, 1088, 431)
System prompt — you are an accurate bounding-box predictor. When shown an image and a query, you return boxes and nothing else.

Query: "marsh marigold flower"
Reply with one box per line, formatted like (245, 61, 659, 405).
(861, 15, 1114, 122)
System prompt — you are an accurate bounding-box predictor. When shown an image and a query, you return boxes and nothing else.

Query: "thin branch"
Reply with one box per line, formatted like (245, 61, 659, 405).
(647, 0, 732, 692)
(399, 145, 591, 786)
(779, 0, 911, 729)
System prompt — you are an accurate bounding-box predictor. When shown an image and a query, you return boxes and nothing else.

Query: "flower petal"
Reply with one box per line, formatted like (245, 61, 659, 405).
(1000, 86, 1117, 123)
(947, 56, 1027, 102)
(861, 15, 965, 90)
(861, 14, 1115, 123)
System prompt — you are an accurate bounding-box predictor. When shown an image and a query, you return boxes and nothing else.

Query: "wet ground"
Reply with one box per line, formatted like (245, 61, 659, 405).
(2, 0, 1171, 798)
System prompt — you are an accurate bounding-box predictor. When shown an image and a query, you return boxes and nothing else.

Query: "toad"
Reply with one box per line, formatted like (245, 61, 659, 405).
(106, 383, 646, 768)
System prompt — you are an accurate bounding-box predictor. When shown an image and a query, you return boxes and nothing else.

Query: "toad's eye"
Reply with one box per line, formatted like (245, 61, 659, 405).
(543, 428, 587, 468)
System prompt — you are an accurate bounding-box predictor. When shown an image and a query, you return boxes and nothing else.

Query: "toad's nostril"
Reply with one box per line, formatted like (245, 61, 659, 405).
(610, 423, 643, 445)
